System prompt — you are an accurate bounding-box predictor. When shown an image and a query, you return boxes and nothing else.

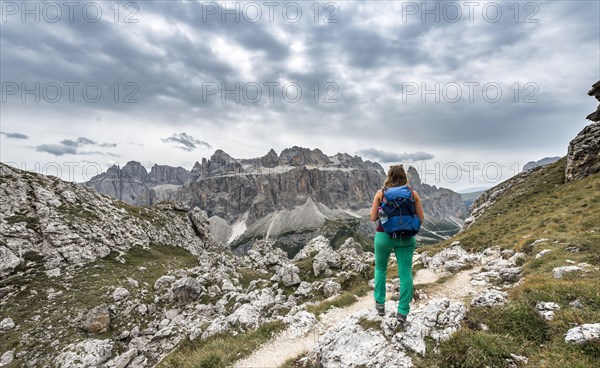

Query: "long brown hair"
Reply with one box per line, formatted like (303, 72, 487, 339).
(384, 165, 408, 188)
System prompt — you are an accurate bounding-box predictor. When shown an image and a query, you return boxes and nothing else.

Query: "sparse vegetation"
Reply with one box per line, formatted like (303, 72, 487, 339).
(158, 321, 284, 368)
(357, 316, 381, 331)
(0, 243, 199, 366)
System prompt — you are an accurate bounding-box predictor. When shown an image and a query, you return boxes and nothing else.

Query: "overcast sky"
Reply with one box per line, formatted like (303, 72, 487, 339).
(1, 0, 598, 190)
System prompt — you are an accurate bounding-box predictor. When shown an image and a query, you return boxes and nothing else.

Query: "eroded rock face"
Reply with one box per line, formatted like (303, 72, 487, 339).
(0, 163, 216, 276)
(585, 80, 600, 123)
(565, 122, 600, 182)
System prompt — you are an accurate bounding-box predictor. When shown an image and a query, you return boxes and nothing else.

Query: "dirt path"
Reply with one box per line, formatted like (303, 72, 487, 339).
(233, 265, 484, 368)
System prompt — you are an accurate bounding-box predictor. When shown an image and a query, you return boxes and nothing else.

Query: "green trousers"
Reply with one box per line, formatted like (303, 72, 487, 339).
(373, 232, 416, 315)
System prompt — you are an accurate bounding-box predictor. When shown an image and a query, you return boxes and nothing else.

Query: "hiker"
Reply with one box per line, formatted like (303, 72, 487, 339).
(369, 164, 424, 326)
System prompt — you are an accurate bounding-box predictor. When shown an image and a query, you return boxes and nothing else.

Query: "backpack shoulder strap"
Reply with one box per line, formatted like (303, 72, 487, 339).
(381, 187, 388, 204)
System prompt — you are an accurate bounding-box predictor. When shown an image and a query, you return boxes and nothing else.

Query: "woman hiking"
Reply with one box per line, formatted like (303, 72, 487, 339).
(369, 164, 425, 326)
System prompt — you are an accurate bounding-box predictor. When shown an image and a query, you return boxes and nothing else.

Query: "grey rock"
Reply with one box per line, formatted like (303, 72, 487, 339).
(81, 304, 110, 334)
(470, 289, 508, 307)
(394, 298, 466, 355)
(586, 80, 600, 122)
(0, 163, 215, 274)
(113, 287, 130, 302)
(294, 282, 313, 297)
(536, 302, 561, 321)
(523, 157, 561, 172)
(565, 121, 600, 181)
(55, 339, 113, 368)
(535, 249, 552, 259)
(0, 350, 14, 367)
(0, 247, 21, 277)
(565, 323, 600, 344)
(154, 275, 176, 291)
(553, 266, 583, 279)
(226, 304, 260, 329)
(112, 348, 138, 368)
(0, 318, 15, 331)
(310, 313, 414, 367)
(569, 299, 584, 309)
(170, 277, 203, 303)
(276, 264, 301, 287)
(323, 280, 342, 298)
(420, 246, 480, 276)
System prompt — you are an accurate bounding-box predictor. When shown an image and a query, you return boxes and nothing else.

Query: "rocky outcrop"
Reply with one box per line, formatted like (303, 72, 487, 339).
(0, 163, 217, 276)
(585, 80, 600, 122)
(565, 122, 600, 182)
(305, 298, 465, 367)
(565, 81, 600, 182)
(523, 157, 561, 172)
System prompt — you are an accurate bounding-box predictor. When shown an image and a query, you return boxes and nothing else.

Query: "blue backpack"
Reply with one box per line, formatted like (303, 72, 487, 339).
(379, 186, 421, 238)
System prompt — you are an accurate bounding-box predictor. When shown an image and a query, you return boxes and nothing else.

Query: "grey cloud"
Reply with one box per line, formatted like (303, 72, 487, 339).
(35, 144, 78, 156)
(161, 133, 211, 151)
(357, 148, 435, 163)
(0, 131, 28, 139)
(35, 137, 119, 156)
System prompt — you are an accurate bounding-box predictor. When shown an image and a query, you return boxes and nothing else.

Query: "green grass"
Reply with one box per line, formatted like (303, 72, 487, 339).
(416, 159, 600, 368)
(357, 316, 381, 331)
(158, 321, 284, 368)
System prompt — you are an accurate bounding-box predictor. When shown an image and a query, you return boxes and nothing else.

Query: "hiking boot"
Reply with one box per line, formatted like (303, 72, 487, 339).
(375, 302, 385, 316)
(396, 312, 407, 326)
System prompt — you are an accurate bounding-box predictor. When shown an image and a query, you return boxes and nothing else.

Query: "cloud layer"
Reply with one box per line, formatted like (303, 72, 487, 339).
(1, 1, 598, 189)
(357, 148, 435, 163)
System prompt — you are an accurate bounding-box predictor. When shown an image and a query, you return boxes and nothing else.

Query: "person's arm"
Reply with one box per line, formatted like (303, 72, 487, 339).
(414, 190, 425, 223)
(370, 190, 383, 221)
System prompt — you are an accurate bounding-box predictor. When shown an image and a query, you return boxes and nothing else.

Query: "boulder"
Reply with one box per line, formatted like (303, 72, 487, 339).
(553, 266, 583, 279)
(565, 323, 600, 344)
(535, 302, 560, 321)
(470, 289, 508, 307)
(154, 275, 176, 290)
(0, 318, 16, 331)
(81, 304, 110, 334)
(323, 280, 342, 298)
(276, 264, 301, 287)
(170, 277, 203, 303)
(0, 246, 21, 277)
(112, 287, 130, 302)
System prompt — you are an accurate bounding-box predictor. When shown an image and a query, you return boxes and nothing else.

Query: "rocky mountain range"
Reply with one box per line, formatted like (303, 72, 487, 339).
(522, 156, 561, 172)
(86, 147, 467, 253)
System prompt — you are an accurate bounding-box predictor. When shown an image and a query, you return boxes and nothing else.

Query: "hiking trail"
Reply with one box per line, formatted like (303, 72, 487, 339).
(233, 256, 485, 368)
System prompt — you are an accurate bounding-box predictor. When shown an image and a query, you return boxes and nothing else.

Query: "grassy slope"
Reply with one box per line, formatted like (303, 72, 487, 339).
(415, 158, 600, 368)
